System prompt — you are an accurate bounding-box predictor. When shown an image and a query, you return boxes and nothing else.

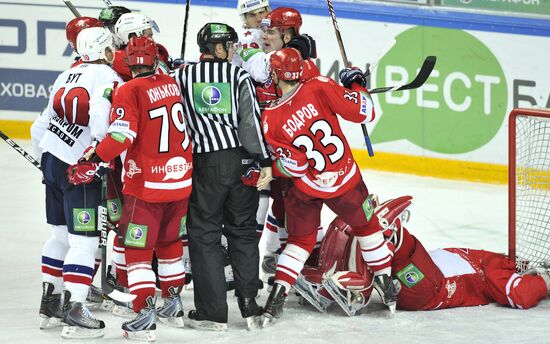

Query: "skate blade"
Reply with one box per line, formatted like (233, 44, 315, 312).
(245, 315, 262, 330)
(158, 315, 185, 328)
(294, 277, 331, 313)
(39, 315, 62, 330)
(113, 305, 136, 319)
(261, 315, 275, 328)
(123, 329, 156, 342)
(388, 302, 396, 315)
(83, 301, 102, 311)
(322, 279, 364, 317)
(101, 299, 115, 312)
(61, 325, 105, 339)
(188, 319, 227, 331)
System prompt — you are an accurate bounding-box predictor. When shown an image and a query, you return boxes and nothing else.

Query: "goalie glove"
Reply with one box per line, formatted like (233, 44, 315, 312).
(287, 34, 317, 59)
(67, 161, 113, 185)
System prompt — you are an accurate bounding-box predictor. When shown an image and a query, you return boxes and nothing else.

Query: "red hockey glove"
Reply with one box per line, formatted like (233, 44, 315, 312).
(241, 165, 260, 187)
(67, 161, 113, 185)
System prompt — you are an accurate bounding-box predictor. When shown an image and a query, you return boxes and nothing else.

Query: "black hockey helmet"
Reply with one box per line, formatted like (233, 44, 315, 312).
(197, 23, 238, 54)
(99, 6, 132, 30)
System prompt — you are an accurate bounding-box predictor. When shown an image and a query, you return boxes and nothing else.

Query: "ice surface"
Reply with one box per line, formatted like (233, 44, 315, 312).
(1, 141, 549, 344)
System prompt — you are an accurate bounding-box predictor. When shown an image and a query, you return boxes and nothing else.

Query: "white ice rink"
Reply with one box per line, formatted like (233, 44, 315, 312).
(1, 141, 549, 344)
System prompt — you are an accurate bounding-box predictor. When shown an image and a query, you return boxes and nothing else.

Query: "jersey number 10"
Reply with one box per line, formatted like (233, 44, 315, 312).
(52, 87, 91, 126)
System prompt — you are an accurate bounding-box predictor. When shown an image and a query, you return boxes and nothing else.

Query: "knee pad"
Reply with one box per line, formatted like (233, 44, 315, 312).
(51, 225, 69, 246)
(67, 234, 100, 255)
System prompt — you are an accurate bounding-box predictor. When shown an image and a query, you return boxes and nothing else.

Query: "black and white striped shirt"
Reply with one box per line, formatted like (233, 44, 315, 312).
(173, 60, 270, 163)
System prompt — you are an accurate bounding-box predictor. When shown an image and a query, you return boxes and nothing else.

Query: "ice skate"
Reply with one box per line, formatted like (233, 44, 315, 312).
(188, 310, 228, 331)
(294, 275, 333, 313)
(237, 296, 263, 330)
(61, 291, 105, 339)
(262, 283, 287, 328)
(322, 277, 368, 316)
(122, 296, 156, 342)
(261, 249, 280, 275)
(156, 286, 185, 328)
(39, 282, 63, 329)
(85, 284, 104, 311)
(373, 274, 398, 314)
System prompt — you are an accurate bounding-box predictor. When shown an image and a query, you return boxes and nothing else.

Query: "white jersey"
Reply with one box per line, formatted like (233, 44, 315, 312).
(31, 63, 123, 165)
(233, 27, 268, 72)
(238, 47, 272, 84)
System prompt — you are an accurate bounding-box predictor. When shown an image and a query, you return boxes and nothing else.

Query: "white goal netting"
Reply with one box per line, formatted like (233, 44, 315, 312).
(513, 111, 550, 272)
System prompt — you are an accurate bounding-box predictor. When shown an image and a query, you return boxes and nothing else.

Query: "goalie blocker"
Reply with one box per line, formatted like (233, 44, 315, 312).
(298, 195, 550, 315)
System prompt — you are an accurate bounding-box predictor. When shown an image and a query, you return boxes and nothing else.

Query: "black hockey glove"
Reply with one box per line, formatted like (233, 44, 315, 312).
(339, 67, 367, 89)
(287, 34, 317, 59)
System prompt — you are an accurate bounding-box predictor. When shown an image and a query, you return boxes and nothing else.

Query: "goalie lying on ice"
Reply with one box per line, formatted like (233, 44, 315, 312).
(295, 195, 550, 315)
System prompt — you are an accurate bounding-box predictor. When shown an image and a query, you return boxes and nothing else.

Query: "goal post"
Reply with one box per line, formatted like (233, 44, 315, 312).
(508, 108, 550, 272)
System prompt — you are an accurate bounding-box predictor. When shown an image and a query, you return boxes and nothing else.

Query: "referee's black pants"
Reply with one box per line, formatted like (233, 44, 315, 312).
(187, 147, 260, 323)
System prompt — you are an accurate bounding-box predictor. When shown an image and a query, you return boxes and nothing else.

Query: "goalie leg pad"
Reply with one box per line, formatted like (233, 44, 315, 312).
(322, 270, 373, 316)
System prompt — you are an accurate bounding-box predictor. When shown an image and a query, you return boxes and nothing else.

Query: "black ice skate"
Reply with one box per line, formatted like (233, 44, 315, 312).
(85, 284, 104, 311)
(262, 283, 287, 328)
(61, 290, 105, 339)
(238, 296, 263, 330)
(39, 282, 63, 329)
(373, 274, 398, 314)
(188, 310, 228, 331)
(156, 286, 185, 328)
(122, 296, 157, 342)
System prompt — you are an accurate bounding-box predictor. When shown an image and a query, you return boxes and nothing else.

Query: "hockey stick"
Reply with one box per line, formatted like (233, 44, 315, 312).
(99, 173, 136, 303)
(369, 55, 437, 94)
(101, 0, 113, 6)
(63, 0, 82, 17)
(180, 0, 191, 59)
(326, 0, 374, 157)
(0, 131, 42, 170)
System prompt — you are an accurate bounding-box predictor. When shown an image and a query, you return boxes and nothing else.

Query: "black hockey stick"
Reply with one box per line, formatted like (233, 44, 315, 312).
(180, 0, 190, 59)
(0, 131, 42, 170)
(63, 0, 82, 17)
(99, 173, 136, 303)
(326, 0, 374, 157)
(369, 56, 437, 94)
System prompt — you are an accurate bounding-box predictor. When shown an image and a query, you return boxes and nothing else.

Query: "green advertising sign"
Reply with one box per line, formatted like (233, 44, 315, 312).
(372, 26, 508, 154)
(443, 0, 550, 16)
(192, 82, 232, 115)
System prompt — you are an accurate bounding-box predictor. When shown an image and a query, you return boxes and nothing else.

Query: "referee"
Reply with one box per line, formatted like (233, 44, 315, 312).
(173, 22, 272, 330)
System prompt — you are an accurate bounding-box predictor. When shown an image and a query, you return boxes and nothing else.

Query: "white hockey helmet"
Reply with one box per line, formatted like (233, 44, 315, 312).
(114, 13, 160, 46)
(76, 27, 115, 62)
(237, 0, 271, 24)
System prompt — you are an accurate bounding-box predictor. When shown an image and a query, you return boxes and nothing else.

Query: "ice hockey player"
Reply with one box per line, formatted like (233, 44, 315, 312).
(68, 36, 192, 342)
(299, 195, 550, 315)
(260, 48, 395, 327)
(233, 0, 271, 67)
(31, 27, 123, 339)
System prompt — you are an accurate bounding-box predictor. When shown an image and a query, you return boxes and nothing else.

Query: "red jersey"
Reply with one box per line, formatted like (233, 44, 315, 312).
(262, 76, 375, 199)
(96, 72, 193, 203)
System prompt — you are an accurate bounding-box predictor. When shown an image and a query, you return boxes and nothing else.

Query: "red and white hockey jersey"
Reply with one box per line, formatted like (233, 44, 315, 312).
(31, 63, 122, 165)
(95, 73, 193, 203)
(232, 28, 264, 67)
(262, 76, 375, 199)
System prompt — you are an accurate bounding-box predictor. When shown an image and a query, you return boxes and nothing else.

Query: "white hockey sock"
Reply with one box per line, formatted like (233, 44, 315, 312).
(64, 234, 99, 302)
(275, 244, 310, 287)
(357, 231, 393, 276)
(41, 225, 69, 294)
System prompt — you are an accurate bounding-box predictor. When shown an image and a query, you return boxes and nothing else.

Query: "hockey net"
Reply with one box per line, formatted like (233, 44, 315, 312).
(509, 108, 550, 272)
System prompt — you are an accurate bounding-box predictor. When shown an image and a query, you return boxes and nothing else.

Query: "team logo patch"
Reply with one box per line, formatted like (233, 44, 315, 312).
(107, 198, 122, 222)
(396, 263, 425, 288)
(73, 208, 96, 232)
(193, 83, 232, 114)
(124, 223, 148, 248)
(362, 195, 374, 222)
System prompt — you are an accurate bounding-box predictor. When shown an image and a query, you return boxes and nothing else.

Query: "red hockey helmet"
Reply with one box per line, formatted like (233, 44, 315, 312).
(262, 7, 302, 35)
(66, 17, 104, 50)
(125, 36, 158, 67)
(269, 47, 303, 81)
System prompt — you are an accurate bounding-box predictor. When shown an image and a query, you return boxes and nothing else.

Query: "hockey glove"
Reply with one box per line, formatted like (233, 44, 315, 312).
(287, 34, 317, 59)
(67, 161, 113, 185)
(339, 67, 367, 89)
(241, 164, 261, 187)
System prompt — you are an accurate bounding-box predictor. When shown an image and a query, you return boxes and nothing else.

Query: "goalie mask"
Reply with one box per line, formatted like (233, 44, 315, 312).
(66, 17, 104, 52)
(76, 27, 115, 63)
(269, 47, 303, 81)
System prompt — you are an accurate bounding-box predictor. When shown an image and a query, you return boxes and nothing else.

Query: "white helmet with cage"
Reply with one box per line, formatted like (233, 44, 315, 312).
(76, 27, 115, 62)
(237, 0, 271, 25)
(114, 13, 160, 45)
